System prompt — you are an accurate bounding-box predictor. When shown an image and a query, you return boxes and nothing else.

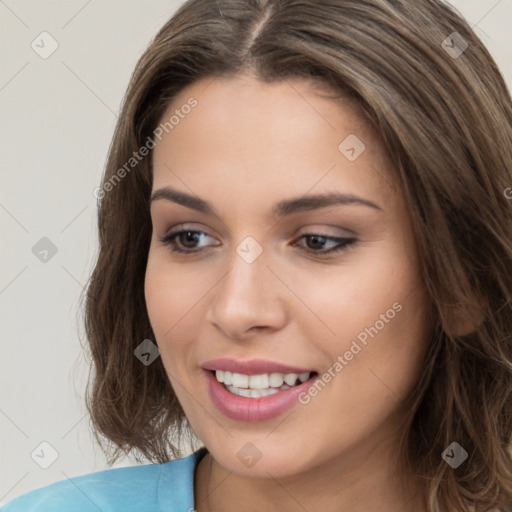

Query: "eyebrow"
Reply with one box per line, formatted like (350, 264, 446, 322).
(149, 186, 383, 217)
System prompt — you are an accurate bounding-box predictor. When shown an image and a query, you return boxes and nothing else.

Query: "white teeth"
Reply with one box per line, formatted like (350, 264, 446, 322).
(299, 372, 310, 383)
(248, 374, 269, 389)
(226, 384, 239, 396)
(231, 373, 249, 388)
(237, 387, 252, 398)
(225, 385, 280, 398)
(250, 388, 279, 398)
(283, 373, 299, 386)
(214, 370, 313, 397)
(269, 372, 284, 387)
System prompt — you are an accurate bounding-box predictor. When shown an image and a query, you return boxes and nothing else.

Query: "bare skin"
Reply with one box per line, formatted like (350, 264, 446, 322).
(145, 73, 434, 512)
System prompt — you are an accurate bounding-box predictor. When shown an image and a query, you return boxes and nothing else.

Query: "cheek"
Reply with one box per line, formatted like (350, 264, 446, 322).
(144, 252, 192, 350)
(350, 284, 431, 378)
(144, 249, 214, 363)
(288, 242, 419, 338)
(290, 239, 431, 390)
(145, 256, 175, 338)
(294, 280, 431, 451)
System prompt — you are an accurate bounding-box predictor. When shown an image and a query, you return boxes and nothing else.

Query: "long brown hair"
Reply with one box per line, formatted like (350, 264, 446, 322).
(80, 1, 512, 510)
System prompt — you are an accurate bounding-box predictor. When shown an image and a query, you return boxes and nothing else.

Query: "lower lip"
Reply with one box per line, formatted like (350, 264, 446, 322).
(203, 370, 318, 422)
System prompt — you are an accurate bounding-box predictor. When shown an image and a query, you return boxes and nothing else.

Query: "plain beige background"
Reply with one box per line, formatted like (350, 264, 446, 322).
(1, 0, 511, 504)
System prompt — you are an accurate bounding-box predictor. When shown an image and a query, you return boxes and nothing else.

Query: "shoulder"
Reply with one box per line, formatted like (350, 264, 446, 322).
(1, 447, 208, 512)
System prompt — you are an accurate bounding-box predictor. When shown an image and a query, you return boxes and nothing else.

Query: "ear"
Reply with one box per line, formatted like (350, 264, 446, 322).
(442, 297, 486, 337)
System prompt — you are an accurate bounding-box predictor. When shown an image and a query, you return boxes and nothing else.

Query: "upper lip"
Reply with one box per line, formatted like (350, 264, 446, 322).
(202, 358, 315, 376)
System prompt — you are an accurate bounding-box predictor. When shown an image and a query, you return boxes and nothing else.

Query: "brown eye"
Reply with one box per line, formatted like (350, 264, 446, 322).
(158, 229, 219, 253)
(296, 234, 356, 255)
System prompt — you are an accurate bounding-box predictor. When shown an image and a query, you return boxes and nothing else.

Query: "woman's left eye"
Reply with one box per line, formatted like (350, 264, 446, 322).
(295, 233, 357, 255)
(158, 229, 356, 256)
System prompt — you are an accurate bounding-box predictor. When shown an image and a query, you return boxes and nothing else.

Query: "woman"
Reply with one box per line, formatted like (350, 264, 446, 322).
(3, 0, 512, 510)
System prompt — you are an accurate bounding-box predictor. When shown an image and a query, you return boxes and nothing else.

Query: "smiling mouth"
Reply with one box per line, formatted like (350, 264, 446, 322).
(209, 369, 319, 398)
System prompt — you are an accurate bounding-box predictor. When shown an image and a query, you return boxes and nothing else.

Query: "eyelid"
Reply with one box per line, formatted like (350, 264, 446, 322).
(164, 223, 216, 238)
(294, 224, 358, 238)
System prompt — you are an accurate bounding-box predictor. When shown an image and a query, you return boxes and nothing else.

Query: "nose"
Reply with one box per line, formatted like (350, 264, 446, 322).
(206, 247, 288, 340)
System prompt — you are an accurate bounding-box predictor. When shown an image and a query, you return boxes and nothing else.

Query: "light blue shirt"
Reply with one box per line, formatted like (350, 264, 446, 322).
(1, 447, 208, 511)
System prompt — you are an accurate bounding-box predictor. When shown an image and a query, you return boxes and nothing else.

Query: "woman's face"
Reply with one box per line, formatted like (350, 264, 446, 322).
(145, 74, 433, 478)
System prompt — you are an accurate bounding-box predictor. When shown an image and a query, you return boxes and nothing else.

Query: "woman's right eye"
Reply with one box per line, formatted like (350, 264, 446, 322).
(158, 229, 219, 253)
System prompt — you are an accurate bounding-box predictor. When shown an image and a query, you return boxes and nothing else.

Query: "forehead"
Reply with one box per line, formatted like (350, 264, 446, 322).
(151, 75, 399, 210)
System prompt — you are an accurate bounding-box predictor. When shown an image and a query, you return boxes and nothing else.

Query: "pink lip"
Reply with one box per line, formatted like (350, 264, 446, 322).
(202, 368, 319, 423)
(201, 358, 314, 375)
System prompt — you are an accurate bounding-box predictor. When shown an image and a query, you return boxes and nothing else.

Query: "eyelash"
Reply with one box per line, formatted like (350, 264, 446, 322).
(158, 229, 356, 257)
